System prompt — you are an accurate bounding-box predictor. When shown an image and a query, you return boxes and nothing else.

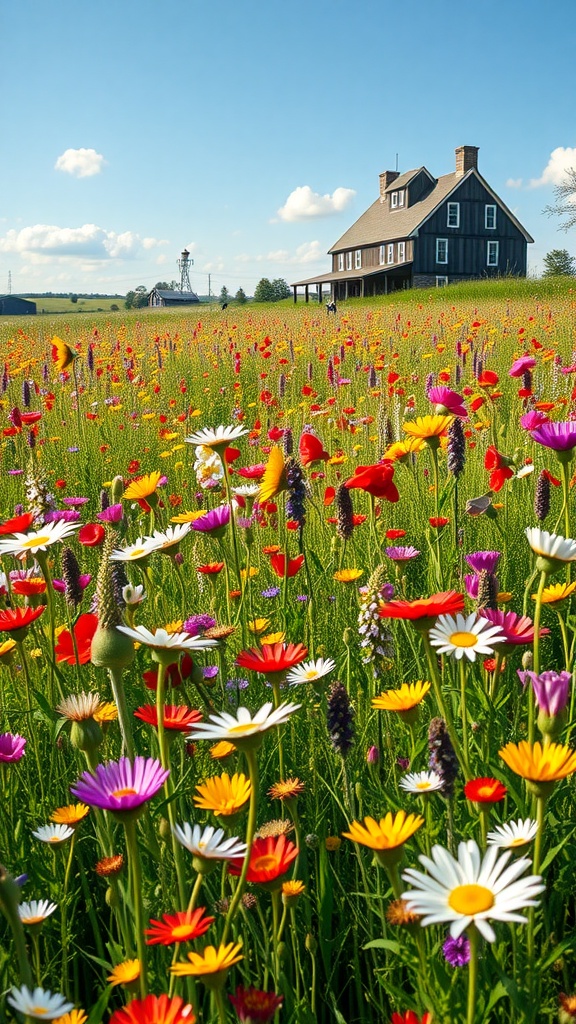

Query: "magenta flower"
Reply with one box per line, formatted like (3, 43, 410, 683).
(428, 385, 467, 418)
(464, 574, 480, 600)
(520, 410, 549, 431)
(385, 546, 420, 562)
(190, 505, 231, 534)
(509, 355, 536, 378)
(70, 756, 169, 815)
(97, 504, 123, 523)
(52, 574, 91, 593)
(0, 733, 26, 763)
(465, 550, 501, 574)
(526, 670, 570, 717)
(479, 608, 549, 647)
(62, 497, 90, 507)
(44, 509, 81, 524)
(530, 421, 576, 453)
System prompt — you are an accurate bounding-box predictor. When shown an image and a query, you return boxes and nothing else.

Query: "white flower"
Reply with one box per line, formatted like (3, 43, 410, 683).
(0, 520, 79, 557)
(402, 839, 544, 942)
(399, 770, 445, 794)
(428, 612, 505, 662)
(516, 465, 535, 479)
(122, 583, 146, 606)
(185, 424, 249, 449)
(187, 701, 301, 744)
(172, 822, 247, 860)
(486, 818, 538, 850)
(56, 692, 102, 721)
(31, 823, 74, 844)
(109, 537, 160, 563)
(116, 624, 218, 651)
(7, 986, 74, 1020)
(232, 484, 260, 498)
(148, 523, 192, 551)
(18, 900, 58, 926)
(525, 527, 576, 563)
(194, 444, 225, 489)
(286, 658, 336, 686)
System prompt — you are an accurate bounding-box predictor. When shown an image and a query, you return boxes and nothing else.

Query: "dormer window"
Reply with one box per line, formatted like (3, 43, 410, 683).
(390, 191, 404, 209)
(398, 190, 404, 207)
(447, 202, 460, 228)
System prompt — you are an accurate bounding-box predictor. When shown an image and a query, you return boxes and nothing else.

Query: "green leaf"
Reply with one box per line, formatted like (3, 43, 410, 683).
(86, 986, 113, 1024)
(31, 688, 56, 721)
(540, 831, 574, 873)
(362, 938, 400, 954)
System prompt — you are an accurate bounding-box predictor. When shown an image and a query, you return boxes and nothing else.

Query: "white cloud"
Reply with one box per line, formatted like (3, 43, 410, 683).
(0, 223, 168, 260)
(529, 146, 576, 188)
(240, 240, 325, 267)
(506, 177, 523, 188)
(55, 147, 106, 178)
(277, 185, 356, 222)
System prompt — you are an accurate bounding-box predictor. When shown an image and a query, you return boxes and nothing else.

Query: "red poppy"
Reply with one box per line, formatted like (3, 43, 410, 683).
(0, 512, 34, 535)
(344, 463, 399, 502)
(484, 447, 514, 492)
(54, 613, 98, 665)
(78, 523, 106, 547)
(386, 529, 406, 540)
(299, 432, 329, 467)
(224, 446, 241, 464)
(145, 908, 215, 946)
(143, 653, 194, 689)
(236, 641, 307, 675)
(429, 517, 450, 528)
(463, 777, 507, 803)
(229, 834, 298, 886)
(20, 412, 42, 425)
(391, 1014, 432, 1024)
(269, 553, 305, 578)
(477, 370, 499, 387)
(324, 486, 336, 507)
(268, 427, 284, 442)
(237, 464, 266, 480)
(378, 591, 465, 623)
(229, 986, 283, 1023)
(0, 605, 45, 634)
(134, 704, 202, 731)
(196, 562, 225, 575)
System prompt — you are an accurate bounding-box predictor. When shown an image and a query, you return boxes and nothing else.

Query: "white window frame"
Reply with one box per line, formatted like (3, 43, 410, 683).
(379, 244, 386, 265)
(387, 243, 394, 265)
(487, 240, 499, 267)
(355, 249, 362, 269)
(436, 276, 448, 287)
(485, 204, 497, 230)
(391, 192, 398, 209)
(346, 251, 353, 271)
(436, 238, 448, 264)
(338, 253, 344, 271)
(398, 190, 405, 207)
(447, 202, 460, 228)
(398, 241, 406, 262)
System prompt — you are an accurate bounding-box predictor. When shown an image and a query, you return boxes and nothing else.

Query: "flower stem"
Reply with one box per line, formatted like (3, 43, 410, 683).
(466, 927, 480, 1024)
(530, 571, 547, 743)
(222, 746, 259, 943)
(123, 816, 148, 998)
(108, 666, 135, 758)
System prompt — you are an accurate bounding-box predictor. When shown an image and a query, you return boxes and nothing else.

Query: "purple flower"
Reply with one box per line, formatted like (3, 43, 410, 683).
(67, 446, 80, 453)
(366, 745, 380, 764)
(0, 733, 26, 763)
(44, 509, 81, 524)
(531, 421, 576, 452)
(97, 504, 123, 524)
(509, 355, 536, 378)
(262, 587, 281, 598)
(52, 574, 91, 593)
(380, 583, 395, 601)
(428, 385, 467, 417)
(8, 469, 23, 476)
(464, 573, 480, 600)
(465, 550, 501, 574)
(396, 756, 410, 770)
(190, 505, 231, 534)
(183, 613, 217, 636)
(520, 411, 549, 431)
(226, 677, 249, 690)
(385, 546, 420, 562)
(443, 934, 470, 967)
(62, 497, 89, 507)
(70, 756, 169, 814)
(526, 670, 570, 717)
(202, 665, 219, 679)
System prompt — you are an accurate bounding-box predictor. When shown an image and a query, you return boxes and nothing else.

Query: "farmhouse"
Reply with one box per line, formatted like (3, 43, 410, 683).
(291, 146, 533, 301)
(0, 296, 37, 316)
(148, 288, 200, 307)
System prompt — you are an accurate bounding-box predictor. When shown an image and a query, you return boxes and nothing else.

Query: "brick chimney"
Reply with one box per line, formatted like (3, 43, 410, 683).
(455, 146, 479, 177)
(379, 170, 399, 198)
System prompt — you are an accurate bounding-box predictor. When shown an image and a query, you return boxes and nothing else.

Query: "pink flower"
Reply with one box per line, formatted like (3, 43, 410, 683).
(428, 385, 467, 418)
(509, 355, 536, 378)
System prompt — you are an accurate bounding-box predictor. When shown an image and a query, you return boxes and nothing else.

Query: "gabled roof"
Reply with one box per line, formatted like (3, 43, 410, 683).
(151, 289, 199, 302)
(383, 166, 434, 193)
(329, 169, 533, 251)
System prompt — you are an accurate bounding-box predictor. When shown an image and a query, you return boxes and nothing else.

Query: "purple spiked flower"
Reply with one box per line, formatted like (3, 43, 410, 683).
(530, 421, 576, 452)
(70, 756, 169, 816)
(465, 550, 501, 574)
(0, 733, 27, 763)
(190, 505, 231, 535)
(183, 613, 217, 636)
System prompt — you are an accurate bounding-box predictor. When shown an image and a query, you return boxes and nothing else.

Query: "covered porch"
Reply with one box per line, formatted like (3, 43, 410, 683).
(291, 263, 413, 303)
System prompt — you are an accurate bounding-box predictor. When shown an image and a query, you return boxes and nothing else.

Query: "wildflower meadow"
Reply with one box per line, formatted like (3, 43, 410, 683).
(1, 279, 576, 1024)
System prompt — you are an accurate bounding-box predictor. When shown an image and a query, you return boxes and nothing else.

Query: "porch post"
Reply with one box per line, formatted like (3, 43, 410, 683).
(293, 286, 297, 304)
(305, 285, 309, 303)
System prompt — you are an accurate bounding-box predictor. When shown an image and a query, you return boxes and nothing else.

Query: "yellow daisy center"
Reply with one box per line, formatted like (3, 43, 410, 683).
(449, 631, 478, 648)
(227, 722, 257, 735)
(415, 781, 432, 790)
(31, 1007, 48, 1015)
(508, 837, 528, 848)
(252, 854, 278, 872)
(22, 915, 44, 925)
(111, 787, 138, 798)
(304, 669, 320, 679)
(23, 535, 49, 548)
(128, 548, 146, 558)
(172, 923, 195, 940)
(448, 883, 494, 915)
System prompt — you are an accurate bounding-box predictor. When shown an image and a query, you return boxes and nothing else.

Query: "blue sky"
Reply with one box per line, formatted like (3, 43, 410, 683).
(1, 0, 575, 295)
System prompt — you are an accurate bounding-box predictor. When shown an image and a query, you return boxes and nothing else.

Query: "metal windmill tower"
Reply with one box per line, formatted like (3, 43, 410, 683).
(177, 248, 194, 292)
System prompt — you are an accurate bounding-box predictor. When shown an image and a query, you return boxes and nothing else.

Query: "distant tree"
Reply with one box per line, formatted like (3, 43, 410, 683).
(125, 290, 135, 309)
(253, 278, 275, 302)
(235, 287, 247, 304)
(70, 293, 78, 303)
(271, 278, 291, 301)
(544, 169, 576, 232)
(154, 281, 170, 290)
(219, 286, 230, 305)
(542, 249, 576, 277)
(110, 303, 120, 311)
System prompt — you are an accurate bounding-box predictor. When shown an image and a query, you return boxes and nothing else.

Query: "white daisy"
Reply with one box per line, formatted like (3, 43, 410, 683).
(486, 818, 538, 850)
(402, 838, 544, 942)
(232, 484, 260, 498)
(0, 520, 79, 557)
(116, 624, 218, 651)
(31, 823, 74, 844)
(122, 583, 146, 606)
(109, 537, 160, 563)
(172, 822, 247, 860)
(525, 527, 576, 563)
(7, 986, 74, 1020)
(187, 701, 301, 746)
(428, 612, 505, 662)
(18, 899, 58, 926)
(185, 424, 249, 449)
(399, 770, 445, 794)
(286, 658, 336, 686)
(148, 523, 192, 552)
(516, 465, 535, 479)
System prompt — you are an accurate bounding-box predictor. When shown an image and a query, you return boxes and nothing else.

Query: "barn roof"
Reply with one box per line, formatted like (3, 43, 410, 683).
(152, 289, 199, 302)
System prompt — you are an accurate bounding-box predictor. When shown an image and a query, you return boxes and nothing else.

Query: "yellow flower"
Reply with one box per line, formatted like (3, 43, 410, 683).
(497, 592, 513, 604)
(260, 631, 286, 644)
(248, 618, 271, 635)
(343, 811, 424, 851)
(327, 454, 347, 465)
(384, 438, 425, 462)
(333, 568, 363, 583)
(93, 701, 118, 723)
(170, 942, 243, 978)
(372, 680, 431, 712)
(499, 741, 576, 783)
(534, 581, 576, 605)
(50, 803, 90, 827)
(107, 959, 141, 987)
(402, 415, 453, 440)
(240, 566, 259, 580)
(52, 336, 78, 372)
(0, 638, 17, 660)
(123, 471, 162, 501)
(259, 446, 287, 503)
(170, 510, 207, 523)
(164, 619, 183, 634)
(282, 880, 305, 905)
(54, 1011, 88, 1024)
(209, 741, 236, 760)
(193, 773, 251, 816)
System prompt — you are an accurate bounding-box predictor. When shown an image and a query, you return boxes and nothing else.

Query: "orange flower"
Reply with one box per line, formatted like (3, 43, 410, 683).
(229, 834, 298, 886)
(145, 908, 215, 946)
(269, 553, 305, 578)
(378, 591, 464, 625)
(236, 642, 307, 676)
(109, 995, 195, 1024)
